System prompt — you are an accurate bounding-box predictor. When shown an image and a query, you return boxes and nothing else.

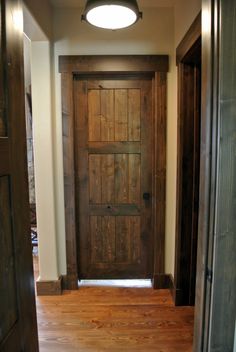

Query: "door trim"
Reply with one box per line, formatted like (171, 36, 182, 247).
(59, 55, 168, 289)
(174, 13, 201, 305)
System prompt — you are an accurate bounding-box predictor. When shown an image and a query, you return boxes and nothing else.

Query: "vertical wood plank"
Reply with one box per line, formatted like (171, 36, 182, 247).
(115, 216, 130, 263)
(101, 90, 114, 141)
(101, 216, 115, 263)
(115, 154, 128, 204)
(88, 90, 101, 141)
(130, 216, 141, 263)
(101, 155, 115, 204)
(89, 155, 101, 204)
(128, 154, 141, 204)
(153, 73, 167, 278)
(115, 89, 128, 141)
(62, 73, 78, 289)
(90, 216, 102, 263)
(128, 89, 141, 141)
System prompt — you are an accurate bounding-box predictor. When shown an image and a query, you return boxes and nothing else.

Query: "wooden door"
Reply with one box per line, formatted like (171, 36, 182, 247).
(0, 0, 38, 350)
(74, 76, 153, 279)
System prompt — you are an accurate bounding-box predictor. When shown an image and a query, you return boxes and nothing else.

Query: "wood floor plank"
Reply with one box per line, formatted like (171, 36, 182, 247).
(36, 287, 194, 351)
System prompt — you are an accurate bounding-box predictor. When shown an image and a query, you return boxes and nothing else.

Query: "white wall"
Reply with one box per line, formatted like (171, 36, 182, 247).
(175, 0, 201, 46)
(23, 0, 53, 40)
(31, 41, 59, 281)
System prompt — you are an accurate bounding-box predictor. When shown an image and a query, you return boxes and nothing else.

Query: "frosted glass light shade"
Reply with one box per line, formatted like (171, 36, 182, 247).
(82, 0, 142, 30)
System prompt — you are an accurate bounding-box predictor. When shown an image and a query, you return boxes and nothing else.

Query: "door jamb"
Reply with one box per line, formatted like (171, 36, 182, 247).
(59, 55, 168, 289)
(174, 13, 201, 305)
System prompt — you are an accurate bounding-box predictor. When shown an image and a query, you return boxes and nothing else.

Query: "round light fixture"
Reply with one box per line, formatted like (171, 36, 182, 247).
(81, 0, 142, 30)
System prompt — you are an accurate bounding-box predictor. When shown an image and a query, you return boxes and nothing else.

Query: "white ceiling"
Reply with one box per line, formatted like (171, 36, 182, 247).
(50, 0, 175, 8)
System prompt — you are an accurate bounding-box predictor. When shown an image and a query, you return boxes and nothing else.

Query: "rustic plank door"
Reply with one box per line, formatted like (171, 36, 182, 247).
(74, 76, 153, 279)
(0, 0, 38, 350)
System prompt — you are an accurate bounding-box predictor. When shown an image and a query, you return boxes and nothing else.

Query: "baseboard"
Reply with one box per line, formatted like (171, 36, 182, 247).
(36, 276, 62, 296)
(152, 273, 174, 290)
(62, 274, 78, 290)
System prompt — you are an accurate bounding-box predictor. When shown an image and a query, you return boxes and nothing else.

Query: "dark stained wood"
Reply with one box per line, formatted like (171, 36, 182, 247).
(61, 56, 167, 289)
(101, 89, 114, 141)
(89, 204, 140, 216)
(176, 12, 201, 64)
(36, 276, 62, 296)
(152, 72, 167, 286)
(193, 2, 215, 349)
(75, 78, 153, 280)
(114, 153, 129, 203)
(0, 139, 10, 174)
(194, 0, 236, 350)
(174, 14, 201, 306)
(114, 89, 128, 141)
(59, 55, 169, 74)
(61, 73, 78, 290)
(36, 288, 194, 352)
(0, 0, 38, 350)
(88, 141, 140, 154)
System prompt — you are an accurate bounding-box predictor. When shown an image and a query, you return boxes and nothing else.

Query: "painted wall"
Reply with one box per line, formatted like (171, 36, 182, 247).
(23, 0, 53, 40)
(174, 0, 201, 46)
(31, 41, 59, 281)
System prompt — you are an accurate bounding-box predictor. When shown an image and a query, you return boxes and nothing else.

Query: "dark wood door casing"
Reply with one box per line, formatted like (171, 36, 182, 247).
(174, 13, 201, 306)
(59, 55, 168, 289)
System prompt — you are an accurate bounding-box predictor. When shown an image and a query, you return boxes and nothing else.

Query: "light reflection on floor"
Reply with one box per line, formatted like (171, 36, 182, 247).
(78, 279, 152, 288)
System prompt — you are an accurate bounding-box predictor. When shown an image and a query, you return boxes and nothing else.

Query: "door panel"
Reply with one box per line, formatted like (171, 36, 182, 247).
(0, 177, 18, 342)
(0, 0, 38, 350)
(74, 78, 153, 279)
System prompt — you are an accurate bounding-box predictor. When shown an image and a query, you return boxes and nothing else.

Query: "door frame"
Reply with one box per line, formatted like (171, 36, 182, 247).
(59, 55, 168, 289)
(174, 13, 201, 305)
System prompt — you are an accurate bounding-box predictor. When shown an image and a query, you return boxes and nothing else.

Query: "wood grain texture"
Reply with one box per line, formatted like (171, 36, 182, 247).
(61, 56, 167, 289)
(174, 38, 201, 306)
(62, 73, 78, 290)
(36, 277, 62, 296)
(152, 72, 167, 285)
(0, 0, 38, 350)
(75, 78, 153, 280)
(0, 176, 18, 341)
(59, 55, 169, 74)
(37, 288, 194, 352)
(205, 1, 236, 350)
(176, 12, 201, 64)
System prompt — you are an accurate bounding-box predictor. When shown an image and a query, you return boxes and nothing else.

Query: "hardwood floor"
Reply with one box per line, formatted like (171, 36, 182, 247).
(36, 287, 194, 351)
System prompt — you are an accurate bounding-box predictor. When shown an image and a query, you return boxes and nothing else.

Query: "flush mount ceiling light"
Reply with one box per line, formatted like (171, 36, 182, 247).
(81, 0, 142, 30)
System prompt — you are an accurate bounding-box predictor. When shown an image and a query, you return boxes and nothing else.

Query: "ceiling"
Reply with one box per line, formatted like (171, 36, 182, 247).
(50, 0, 175, 8)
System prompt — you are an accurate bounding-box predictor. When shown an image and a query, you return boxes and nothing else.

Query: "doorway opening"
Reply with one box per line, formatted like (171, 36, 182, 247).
(174, 13, 201, 306)
(60, 56, 168, 290)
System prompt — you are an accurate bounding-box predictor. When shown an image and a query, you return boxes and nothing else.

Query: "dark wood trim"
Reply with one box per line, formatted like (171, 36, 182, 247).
(61, 73, 78, 290)
(60, 56, 168, 289)
(176, 12, 201, 64)
(152, 274, 174, 290)
(193, 0, 220, 349)
(59, 55, 169, 74)
(36, 276, 62, 296)
(174, 13, 202, 306)
(152, 72, 167, 285)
